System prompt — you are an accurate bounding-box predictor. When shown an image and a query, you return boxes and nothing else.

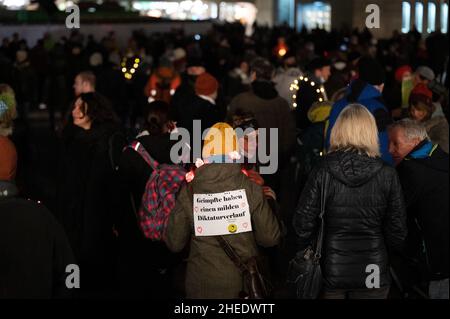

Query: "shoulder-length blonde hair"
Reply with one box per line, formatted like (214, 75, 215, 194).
(329, 103, 380, 157)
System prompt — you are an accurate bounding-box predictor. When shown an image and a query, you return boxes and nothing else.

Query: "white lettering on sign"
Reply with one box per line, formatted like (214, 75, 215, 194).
(193, 189, 251, 236)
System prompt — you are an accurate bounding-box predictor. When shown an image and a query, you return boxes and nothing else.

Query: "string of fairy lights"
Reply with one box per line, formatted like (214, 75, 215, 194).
(121, 56, 141, 80)
(289, 75, 326, 109)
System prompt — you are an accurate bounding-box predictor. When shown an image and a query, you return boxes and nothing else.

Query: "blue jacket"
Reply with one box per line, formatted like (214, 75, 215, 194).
(325, 82, 394, 165)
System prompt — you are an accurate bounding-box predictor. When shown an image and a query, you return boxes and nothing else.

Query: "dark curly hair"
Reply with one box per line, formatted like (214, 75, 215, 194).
(250, 57, 274, 81)
(143, 100, 171, 135)
(76, 92, 119, 127)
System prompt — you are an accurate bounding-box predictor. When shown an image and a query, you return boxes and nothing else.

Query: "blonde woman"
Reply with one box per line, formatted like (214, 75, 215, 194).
(293, 103, 407, 299)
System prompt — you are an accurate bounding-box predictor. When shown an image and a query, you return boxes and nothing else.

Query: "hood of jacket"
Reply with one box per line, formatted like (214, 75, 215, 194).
(191, 163, 244, 193)
(307, 101, 332, 123)
(325, 149, 384, 187)
(424, 115, 448, 132)
(346, 79, 382, 103)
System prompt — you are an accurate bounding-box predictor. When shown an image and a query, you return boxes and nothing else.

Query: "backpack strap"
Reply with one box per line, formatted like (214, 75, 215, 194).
(129, 140, 159, 170)
(109, 131, 128, 172)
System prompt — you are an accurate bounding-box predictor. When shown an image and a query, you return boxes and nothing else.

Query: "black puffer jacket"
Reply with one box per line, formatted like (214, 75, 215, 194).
(293, 150, 407, 289)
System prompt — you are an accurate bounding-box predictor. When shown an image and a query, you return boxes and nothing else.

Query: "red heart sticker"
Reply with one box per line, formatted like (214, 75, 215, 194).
(197, 226, 203, 234)
(243, 222, 248, 229)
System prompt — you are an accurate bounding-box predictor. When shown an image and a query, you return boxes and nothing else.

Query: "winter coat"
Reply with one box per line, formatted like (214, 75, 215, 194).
(293, 150, 407, 290)
(0, 181, 75, 298)
(56, 122, 125, 292)
(325, 80, 394, 165)
(165, 163, 281, 299)
(424, 116, 449, 154)
(396, 141, 449, 280)
(296, 102, 332, 177)
(170, 73, 197, 123)
(228, 81, 296, 166)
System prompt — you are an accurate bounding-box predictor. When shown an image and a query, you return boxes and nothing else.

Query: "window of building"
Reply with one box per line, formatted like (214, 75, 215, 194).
(415, 1, 424, 32)
(402, 1, 411, 33)
(442, 2, 449, 33)
(428, 2, 436, 33)
(218, 2, 256, 25)
(131, 1, 218, 20)
(0, 0, 29, 9)
(296, 1, 331, 32)
(277, 0, 295, 28)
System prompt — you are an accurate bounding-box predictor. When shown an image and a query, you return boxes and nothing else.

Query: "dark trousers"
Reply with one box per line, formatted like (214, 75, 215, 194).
(322, 286, 390, 299)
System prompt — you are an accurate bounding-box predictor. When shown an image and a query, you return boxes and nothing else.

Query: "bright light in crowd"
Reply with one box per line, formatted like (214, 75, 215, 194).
(1, 0, 28, 9)
(147, 10, 162, 18)
(56, 0, 74, 11)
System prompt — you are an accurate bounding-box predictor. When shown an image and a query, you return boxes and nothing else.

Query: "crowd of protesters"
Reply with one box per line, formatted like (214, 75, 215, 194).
(0, 22, 449, 299)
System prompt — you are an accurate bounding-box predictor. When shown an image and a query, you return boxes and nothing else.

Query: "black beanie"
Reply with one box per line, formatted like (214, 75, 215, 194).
(358, 57, 385, 86)
(306, 57, 331, 72)
(186, 56, 205, 68)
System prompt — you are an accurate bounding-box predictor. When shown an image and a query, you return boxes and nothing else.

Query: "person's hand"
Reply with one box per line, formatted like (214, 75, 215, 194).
(166, 121, 177, 133)
(246, 169, 264, 186)
(262, 186, 276, 201)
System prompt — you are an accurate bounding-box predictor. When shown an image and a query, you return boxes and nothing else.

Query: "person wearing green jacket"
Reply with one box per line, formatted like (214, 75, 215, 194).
(165, 122, 281, 299)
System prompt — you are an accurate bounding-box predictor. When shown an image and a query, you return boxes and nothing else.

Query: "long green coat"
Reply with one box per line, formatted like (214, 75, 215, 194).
(165, 163, 281, 299)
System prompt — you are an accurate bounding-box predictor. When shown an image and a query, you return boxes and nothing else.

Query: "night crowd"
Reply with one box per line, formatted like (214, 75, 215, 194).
(0, 22, 448, 299)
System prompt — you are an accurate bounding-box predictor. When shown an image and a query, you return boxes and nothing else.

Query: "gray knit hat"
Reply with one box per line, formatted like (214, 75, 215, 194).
(415, 66, 435, 81)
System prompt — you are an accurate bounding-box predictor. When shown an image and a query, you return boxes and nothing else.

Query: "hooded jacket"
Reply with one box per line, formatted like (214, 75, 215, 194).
(293, 150, 407, 289)
(396, 141, 449, 280)
(165, 163, 281, 298)
(326, 80, 394, 165)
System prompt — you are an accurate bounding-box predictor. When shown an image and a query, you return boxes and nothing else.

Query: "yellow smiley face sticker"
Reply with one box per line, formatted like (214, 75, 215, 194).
(228, 224, 238, 233)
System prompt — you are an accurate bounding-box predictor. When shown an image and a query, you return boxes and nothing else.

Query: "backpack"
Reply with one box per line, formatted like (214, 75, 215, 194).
(127, 140, 187, 241)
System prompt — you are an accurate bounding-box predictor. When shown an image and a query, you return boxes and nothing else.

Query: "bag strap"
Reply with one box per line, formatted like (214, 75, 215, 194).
(314, 171, 329, 259)
(216, 236, 248, 274)
(129, 140, 159, 170)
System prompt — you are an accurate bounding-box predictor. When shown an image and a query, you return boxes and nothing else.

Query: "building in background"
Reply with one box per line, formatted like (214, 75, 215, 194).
(1, 0, 448, 38)
(275, 0, 448, 38)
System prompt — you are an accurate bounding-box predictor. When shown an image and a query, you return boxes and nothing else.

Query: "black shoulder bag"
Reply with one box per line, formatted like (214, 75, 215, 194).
(216, 236, 270, 299)
(287, 171, 329, 299)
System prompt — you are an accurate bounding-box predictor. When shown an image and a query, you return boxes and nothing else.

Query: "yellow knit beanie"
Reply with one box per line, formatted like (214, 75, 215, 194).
(202, 122, 239, 160)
